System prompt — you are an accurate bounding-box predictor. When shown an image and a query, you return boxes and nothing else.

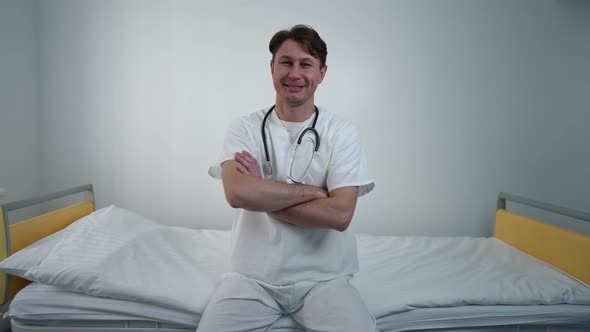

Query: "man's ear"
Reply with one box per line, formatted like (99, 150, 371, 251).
(270, 59, 274, 74)
(319, 64, 328, 84)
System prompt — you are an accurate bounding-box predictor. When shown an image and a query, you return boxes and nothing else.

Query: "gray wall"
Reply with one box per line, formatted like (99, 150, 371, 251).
(0, 1, 41, 210)
(3, 0, 590, 236)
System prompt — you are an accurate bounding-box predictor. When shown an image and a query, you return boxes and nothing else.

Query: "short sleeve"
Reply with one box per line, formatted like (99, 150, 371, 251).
(326, 125, 375, 197)
(208, 117, 258, 179)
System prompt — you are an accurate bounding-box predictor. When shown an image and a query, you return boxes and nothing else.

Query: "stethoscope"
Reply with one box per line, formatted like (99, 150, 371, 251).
(261, 105, 320, 182)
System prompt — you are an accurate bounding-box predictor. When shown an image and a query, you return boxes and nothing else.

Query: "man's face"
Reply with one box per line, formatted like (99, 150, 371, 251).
(271, 39, 327, 107)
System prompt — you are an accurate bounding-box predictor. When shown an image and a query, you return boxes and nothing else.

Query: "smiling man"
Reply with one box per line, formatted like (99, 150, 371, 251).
(202, 25, 377, 332)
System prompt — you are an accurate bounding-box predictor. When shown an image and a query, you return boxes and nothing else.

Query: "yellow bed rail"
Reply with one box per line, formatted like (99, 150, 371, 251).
(494, 192, 590, 285)
(495, 209, 590, 285)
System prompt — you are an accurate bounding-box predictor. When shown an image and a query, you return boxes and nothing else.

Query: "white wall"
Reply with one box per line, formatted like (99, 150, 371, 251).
(30, 0, 590, 236)
(0, 1, 41, 210)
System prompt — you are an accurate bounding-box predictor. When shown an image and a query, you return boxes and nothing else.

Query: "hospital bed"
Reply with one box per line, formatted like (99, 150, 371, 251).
(0, 184, 589, 332)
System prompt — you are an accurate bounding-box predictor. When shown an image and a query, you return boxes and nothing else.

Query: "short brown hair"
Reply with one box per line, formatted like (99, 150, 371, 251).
(269, 25, 328, 68)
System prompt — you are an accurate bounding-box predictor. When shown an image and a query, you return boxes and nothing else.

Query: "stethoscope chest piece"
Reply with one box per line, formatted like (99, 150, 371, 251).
(263, 161, 273, 176)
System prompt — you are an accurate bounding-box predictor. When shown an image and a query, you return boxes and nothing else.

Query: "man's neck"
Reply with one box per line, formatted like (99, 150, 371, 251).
(274, 99, 315, 123)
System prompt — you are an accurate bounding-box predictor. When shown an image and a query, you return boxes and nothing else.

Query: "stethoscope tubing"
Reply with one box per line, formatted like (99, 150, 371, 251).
(261, 105, 320, 177)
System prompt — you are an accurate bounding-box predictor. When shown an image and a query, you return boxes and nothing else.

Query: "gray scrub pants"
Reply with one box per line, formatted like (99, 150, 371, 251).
(196, 272, 378, 332)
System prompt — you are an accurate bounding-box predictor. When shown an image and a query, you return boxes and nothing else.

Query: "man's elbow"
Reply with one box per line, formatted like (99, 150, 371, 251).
(224, 188, 248, 209)
(221, 161, 251, 209)
(223, 177, 248, 209)
(225, 192, 241, 209)
(334, 212, 353, 232)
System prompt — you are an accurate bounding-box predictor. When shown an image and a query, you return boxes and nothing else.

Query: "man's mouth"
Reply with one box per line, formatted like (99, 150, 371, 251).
(284, 83, 305, 92)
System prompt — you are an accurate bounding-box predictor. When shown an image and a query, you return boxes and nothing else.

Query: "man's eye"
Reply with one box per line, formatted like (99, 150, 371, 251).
(302, 63, 311, 68)
(281, 61, 291, 65)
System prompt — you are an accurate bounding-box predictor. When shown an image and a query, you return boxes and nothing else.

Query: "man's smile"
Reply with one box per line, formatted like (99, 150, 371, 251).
(284, 82, 306, 92)
(284, 82, 305, 87)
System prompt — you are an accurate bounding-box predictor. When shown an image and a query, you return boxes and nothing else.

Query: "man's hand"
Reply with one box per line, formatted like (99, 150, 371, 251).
(234, 150, 262, 178)
(232, 151, 355, 231)
(234, 150, 327, 200)
(234, 150, 328, 199)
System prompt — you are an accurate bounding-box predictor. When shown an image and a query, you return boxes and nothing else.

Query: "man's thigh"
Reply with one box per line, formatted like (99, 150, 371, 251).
(196, 273, 283, 332)
(292, 277, 378, 332)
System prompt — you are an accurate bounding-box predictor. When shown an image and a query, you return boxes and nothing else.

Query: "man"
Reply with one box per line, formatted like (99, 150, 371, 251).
(202, 25, 377, 332)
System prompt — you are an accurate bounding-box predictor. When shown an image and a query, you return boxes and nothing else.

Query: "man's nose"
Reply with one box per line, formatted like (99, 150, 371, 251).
(287, 65, 303, 79)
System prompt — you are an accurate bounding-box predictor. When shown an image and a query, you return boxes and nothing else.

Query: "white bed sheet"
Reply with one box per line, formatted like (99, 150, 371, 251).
(377, 304, 590, 331)
(10, 283, 590, 331)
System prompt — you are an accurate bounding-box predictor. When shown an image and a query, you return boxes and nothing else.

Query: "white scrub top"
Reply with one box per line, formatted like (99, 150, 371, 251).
(209, 106, 374, 285)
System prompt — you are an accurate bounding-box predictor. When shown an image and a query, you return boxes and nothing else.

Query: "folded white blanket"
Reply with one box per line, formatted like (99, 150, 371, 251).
(4, 206, 590, 317)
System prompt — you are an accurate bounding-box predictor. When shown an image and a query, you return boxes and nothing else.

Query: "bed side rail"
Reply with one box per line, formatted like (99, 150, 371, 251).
(497, 192, 590, 222)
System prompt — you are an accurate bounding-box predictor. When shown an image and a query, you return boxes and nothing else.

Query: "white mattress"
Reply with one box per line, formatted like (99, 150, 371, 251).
(10, 283, 590, 331)
(9, 283, 197, 328)
(10, 283, 303, 330)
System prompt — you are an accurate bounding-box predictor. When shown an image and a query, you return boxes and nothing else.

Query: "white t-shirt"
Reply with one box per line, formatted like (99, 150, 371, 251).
(280, 118, 309, 144)
(209, 106, 374, 285)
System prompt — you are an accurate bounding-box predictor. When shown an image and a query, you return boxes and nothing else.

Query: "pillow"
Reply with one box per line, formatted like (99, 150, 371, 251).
(1, 204, 231, 315)
(0, 205, 159, 279)
(0, 229, 64, 278)
(24, 218, 231, 314)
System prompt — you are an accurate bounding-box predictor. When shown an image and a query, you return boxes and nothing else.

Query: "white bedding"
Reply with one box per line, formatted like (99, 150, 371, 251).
(10, 282, 303, 330)
(2, 206, 590, 320)
(10, 283, 196, 328)
(353, 234, 590, 318)
(11, 283, 590, 331)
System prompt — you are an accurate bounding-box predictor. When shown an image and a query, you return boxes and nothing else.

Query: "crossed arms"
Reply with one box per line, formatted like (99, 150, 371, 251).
(221, 151, 358, 232)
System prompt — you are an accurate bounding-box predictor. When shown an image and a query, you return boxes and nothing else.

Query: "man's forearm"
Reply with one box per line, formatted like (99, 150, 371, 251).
(270, 187, 359, 232)
(222, 160, 327, 212)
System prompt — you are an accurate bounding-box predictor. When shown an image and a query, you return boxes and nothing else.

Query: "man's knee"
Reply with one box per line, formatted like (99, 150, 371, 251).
(294, 277, 377, 332)
(197, 273, 282, 332)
